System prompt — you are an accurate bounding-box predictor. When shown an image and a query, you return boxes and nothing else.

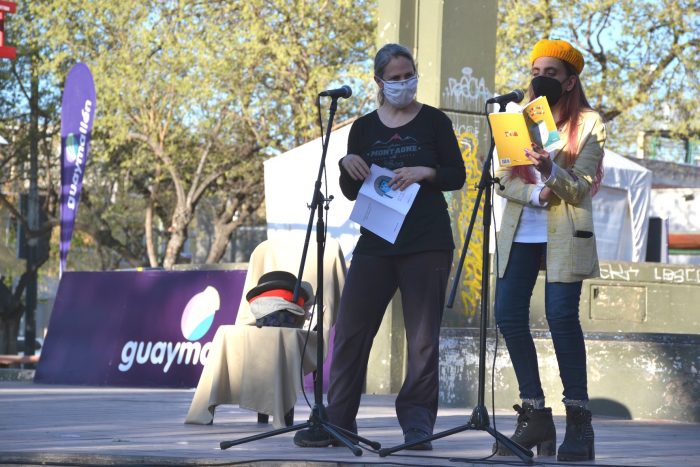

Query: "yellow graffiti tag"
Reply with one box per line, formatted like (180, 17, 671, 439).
(453, 130, 484, 317)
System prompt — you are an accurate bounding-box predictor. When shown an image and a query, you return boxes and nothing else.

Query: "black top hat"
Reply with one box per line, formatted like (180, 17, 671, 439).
(245, 270, 311, 303)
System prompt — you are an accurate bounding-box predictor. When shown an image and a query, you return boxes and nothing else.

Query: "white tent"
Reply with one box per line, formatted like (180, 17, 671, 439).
(593, 149, 652, 262)
(266, 128, 652, 264)
(263, 124, 357, 261)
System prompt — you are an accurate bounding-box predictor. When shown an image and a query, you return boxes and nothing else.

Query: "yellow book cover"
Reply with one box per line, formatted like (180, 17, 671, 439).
(488, 96, 561, 167)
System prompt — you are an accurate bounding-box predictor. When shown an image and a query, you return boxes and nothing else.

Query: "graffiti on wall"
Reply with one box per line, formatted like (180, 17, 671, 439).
(442, 66, 493, 112)
(600, 262, 700, 285)
(452, 128, 483, 317)
(599, 263, 642, 282)
(444, 67, 493, 319)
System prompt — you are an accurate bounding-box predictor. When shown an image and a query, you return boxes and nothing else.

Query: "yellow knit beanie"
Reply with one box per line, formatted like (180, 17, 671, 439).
(530, 39, 584, 75)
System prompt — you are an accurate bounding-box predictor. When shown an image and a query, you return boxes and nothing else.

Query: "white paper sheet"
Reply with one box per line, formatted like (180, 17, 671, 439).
(349, 164, 420, 243)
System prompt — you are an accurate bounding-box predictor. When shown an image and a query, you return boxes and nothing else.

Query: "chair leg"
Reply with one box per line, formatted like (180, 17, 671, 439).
(257, 410, 293, 426)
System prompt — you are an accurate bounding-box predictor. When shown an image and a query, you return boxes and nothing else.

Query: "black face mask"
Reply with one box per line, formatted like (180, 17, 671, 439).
(531, 76, 564, 107)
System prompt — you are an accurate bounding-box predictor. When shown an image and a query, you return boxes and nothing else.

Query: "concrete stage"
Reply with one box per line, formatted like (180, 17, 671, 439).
(1, 381, 698, 466)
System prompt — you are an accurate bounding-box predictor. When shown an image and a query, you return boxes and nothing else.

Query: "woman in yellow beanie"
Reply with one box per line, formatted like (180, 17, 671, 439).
(493, 38, 604, 462)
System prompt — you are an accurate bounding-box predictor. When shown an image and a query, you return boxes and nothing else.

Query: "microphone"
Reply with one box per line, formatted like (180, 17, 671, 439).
(486, 89, 524, 105)
(319, 85, 352, 99)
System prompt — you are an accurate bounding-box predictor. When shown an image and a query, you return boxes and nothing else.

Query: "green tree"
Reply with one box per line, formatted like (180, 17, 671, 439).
(496, 0, 699, 155)
(33, 0, 376, 269)
(0, 2, 60, 353)
(201, 1, 376, 262)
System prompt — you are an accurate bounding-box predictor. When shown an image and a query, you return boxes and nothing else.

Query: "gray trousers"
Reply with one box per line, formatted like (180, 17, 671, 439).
(325, 250, 452, 435)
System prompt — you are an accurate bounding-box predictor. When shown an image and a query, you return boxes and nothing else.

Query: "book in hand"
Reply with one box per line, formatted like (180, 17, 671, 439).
(349, 164, 420, 244)
(488, 95, 561, 167)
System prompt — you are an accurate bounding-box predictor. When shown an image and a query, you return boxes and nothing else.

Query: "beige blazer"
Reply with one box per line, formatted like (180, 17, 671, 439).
(495, 110, 606, 283)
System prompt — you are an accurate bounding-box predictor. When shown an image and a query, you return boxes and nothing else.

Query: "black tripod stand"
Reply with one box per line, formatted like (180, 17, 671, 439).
(220, 93, 380, 456)
(378, 102, 533, 463)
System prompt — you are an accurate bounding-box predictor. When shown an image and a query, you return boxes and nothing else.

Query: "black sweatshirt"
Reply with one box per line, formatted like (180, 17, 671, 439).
(340, 104, 466, 256)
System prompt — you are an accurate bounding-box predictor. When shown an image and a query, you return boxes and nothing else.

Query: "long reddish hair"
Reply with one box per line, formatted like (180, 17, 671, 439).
(511, 61, 604, 195)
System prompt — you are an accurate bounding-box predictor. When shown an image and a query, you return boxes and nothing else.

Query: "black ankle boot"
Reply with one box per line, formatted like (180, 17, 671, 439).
(557, 405, 595, 461)
(493, 403, 556, 456)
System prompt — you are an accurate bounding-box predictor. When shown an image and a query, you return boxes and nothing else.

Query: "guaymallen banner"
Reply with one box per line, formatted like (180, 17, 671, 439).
(60, 63, 96, 275)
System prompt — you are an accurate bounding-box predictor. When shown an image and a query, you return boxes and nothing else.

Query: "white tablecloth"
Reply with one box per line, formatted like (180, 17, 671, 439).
(185, 237, 346, 429)
(185, 324, 318, 428)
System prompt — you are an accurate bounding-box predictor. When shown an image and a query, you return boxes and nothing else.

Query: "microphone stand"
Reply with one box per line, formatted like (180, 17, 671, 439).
(220, 95, 380, 456)
(377, 101, 534, 463)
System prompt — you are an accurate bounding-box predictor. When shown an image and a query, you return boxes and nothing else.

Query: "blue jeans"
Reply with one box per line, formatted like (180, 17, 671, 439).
(495, 242, 588, 402)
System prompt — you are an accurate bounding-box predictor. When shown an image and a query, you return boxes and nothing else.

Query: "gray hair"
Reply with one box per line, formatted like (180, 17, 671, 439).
(374, 43, 416, 105)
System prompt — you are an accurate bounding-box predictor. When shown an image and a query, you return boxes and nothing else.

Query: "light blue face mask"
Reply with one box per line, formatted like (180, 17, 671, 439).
(381, 76, 418, 109)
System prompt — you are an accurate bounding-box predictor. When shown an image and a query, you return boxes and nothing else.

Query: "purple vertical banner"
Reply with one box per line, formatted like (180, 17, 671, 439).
(60, 63, 96, 275)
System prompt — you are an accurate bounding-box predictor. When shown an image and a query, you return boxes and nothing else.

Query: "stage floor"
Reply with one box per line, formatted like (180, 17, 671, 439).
(1, 381, 698, 466)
